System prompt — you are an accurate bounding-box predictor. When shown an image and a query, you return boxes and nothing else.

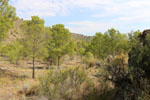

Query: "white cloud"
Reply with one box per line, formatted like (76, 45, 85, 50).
(12, 0, 150, 20)
(71, 0, 114, 9)
(66, 20, 150, 36)
(11, 0, 120, 19)
(12, 0, 69, 19)
(66, 21, 122, 36)
(92, 0, 150, 20)
(10, 0, 150, 35)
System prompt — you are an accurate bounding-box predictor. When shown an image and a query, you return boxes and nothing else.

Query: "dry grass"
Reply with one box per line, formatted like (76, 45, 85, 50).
(0, 55, 102, 100)
(0, 59, 46, 100)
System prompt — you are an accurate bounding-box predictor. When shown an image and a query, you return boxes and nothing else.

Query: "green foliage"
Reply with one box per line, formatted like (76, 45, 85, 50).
(2, 40, 23, 64)
(76, 40, 89, 57)
(83, 52, 98, 67)
(66, 40, 75, 57)
(51, 24, 71, 56)
(89, 32, 105, 58)
(89, 28, 129, 59)
(128, 30, 141, 49)
(39, 67, 93, 100)
(138, 86, 150, 100)
(128, 32, 150, 99)
(47, 24, 73, 66)
(21, 16, 46, 59)
(129, 33, 150, 77)
(106, 30, 150, 100)
(95, 53, 131, 100)
(0, 0, 16, 41)
(21, 16, 46, 78)
(99, 53, 128, 83)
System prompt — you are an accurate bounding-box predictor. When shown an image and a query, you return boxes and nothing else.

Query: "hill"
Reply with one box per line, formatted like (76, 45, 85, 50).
(5, 19, 93, 44)
(71, 33, 93, 42)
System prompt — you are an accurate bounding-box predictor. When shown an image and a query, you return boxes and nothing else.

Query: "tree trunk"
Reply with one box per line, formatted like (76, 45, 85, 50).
(32, 56, 35, 79)
(58, 56, 60, 67)
(50, 59, 53, 66)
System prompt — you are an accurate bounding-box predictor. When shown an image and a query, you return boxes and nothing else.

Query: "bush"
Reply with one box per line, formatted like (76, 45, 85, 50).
(124, 30, 150, 100)
(39, 67, 93, 100)
(18, 81, 39, 97)
(96, 53, 129, 100)
(83, 52, 98, 68)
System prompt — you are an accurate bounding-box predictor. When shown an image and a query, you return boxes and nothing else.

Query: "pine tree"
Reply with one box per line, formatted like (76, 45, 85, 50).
(21, 16, 45, 79)
(47, 24, 72, 66)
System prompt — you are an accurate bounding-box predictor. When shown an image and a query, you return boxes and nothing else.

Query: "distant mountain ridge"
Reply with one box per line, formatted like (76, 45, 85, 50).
(71, 33, 92, 41)
(6, 19, 93, 44)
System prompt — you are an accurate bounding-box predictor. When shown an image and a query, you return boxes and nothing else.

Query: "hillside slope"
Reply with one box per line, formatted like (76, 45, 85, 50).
(3, 19, 24, 45)
(5, 19, 92, 44)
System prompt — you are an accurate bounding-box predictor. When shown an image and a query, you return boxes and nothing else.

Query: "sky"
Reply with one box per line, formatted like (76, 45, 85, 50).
(9, 0, 150, 36)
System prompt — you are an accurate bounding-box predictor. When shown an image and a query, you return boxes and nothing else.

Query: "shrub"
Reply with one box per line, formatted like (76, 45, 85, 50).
(96, 53, 129, 100)
(83, 52, 98, 68)
(39, 67, 93, 100)
(124, 30, 150, 100)
(18, 81, 39, 97)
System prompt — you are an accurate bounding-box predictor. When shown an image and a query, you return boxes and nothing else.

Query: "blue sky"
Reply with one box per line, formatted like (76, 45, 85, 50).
(10, 0, 150, 36)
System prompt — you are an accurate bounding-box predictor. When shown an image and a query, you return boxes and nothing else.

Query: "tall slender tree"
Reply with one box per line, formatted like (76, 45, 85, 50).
(47, 24, 72, 66)
(21, 16, 45, 79)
